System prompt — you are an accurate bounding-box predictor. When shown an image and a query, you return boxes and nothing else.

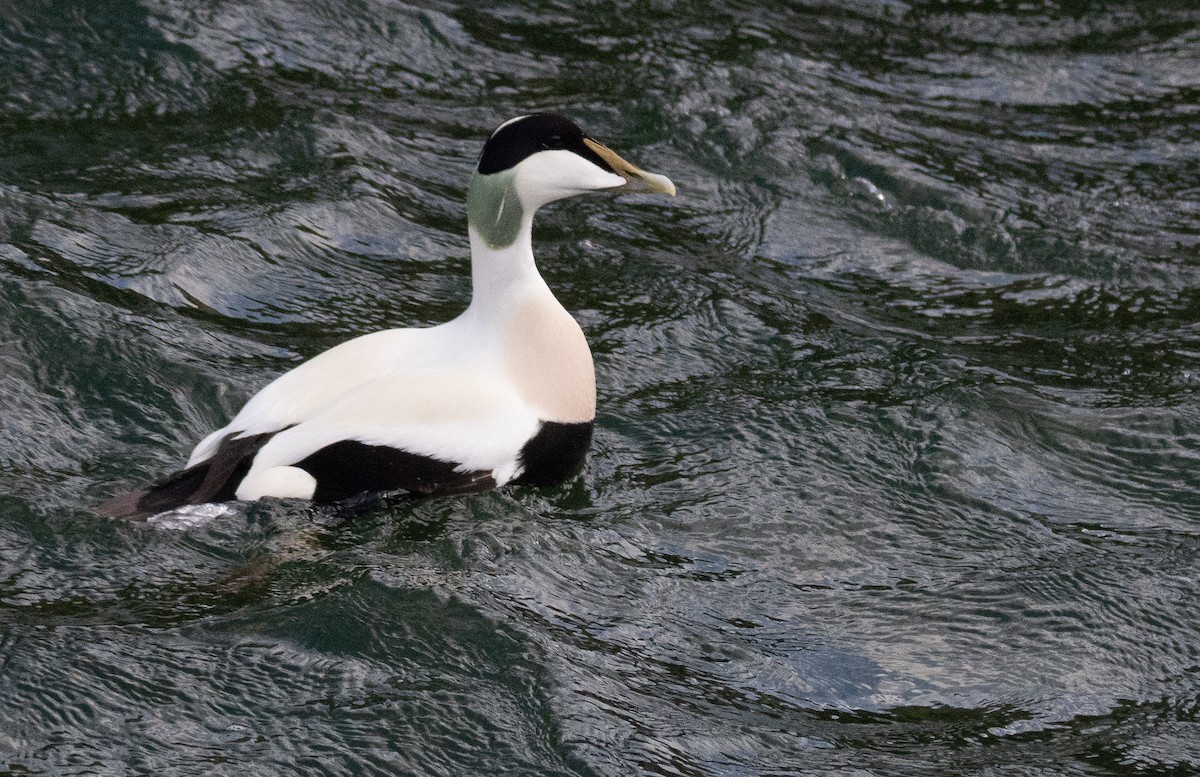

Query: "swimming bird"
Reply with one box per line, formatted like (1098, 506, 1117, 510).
(99, 113, 676, 520)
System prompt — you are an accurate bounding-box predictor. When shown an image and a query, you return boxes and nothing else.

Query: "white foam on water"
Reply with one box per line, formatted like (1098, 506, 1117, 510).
(146, 502, 238, 530)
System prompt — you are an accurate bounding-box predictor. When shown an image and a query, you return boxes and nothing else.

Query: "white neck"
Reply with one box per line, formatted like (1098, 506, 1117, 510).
(462, 213, 595, 424)
(466, 217, 553, 317)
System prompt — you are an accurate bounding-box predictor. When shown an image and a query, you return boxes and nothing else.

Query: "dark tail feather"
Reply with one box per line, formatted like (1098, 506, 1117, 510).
(97, 464, 213, 520)
(97, 431, 277, 520)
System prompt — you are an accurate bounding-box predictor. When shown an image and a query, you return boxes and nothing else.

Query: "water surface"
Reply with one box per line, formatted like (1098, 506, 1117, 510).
(2, 1, 1199, 774)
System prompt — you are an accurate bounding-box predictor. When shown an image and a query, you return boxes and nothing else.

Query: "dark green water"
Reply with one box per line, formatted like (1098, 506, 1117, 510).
(2, 1, 1199, 774)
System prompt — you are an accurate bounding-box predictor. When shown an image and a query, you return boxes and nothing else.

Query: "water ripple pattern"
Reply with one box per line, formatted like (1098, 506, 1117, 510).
(1, 1, 1198, 775)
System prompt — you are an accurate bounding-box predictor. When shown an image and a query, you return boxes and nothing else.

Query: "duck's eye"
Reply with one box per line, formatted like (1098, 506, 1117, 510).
(543, 134, 567, 150)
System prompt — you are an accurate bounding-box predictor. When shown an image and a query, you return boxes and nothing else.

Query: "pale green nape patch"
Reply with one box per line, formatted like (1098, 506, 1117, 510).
(467, 170, 524, 249)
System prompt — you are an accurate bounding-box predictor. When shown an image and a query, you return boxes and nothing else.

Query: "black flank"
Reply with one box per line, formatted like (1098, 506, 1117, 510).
(100, 421, 593, 519)
(476, 113, 615, 176)
(513, 421, 594, 487)
(97, 430, 277, 520)
(296, 440, 496, 504)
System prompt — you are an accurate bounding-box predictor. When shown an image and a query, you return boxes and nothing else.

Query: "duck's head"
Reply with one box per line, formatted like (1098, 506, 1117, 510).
(468, 113, 676, 250)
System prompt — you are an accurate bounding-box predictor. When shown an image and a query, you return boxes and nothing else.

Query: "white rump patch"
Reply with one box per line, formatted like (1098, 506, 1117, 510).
(237, 465, 318, 501)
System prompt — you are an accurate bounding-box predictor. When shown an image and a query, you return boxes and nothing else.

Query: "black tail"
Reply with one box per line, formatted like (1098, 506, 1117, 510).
(97, 431, 276, 520)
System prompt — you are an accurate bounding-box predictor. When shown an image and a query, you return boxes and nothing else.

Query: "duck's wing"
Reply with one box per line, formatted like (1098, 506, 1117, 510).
(186, 326, 456, 467)
(234, 367, 542, 503)
(99, 365, 536, 518)
(100, 325, 473, 519)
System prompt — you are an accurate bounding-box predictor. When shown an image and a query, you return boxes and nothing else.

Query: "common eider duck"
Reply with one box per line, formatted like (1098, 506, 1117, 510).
(99, 113, 676, 519)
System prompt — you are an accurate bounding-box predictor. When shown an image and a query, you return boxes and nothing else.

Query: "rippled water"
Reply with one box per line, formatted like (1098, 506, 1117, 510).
(2, 1, 1199, 774)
